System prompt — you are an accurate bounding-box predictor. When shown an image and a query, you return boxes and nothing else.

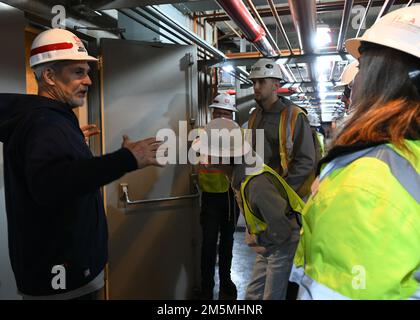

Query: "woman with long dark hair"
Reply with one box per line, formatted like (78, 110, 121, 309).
(297, 6, 420, 299)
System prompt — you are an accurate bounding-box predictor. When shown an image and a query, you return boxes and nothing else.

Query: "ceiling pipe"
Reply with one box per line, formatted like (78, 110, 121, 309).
(288, 0, 317, 54)
(288, 0, 317, 82)
(215, 0, 277, 57)
(336, 0, 354, 52)
(2, 0, 118, 39)
(204, 0, 409, 22)
(142, 6, 227, 61)
(356, 0, 373, 37)
(376, 0, 396, 22)
(267, 0, 293, 54)
(118, 9, 208, 60)
(244, 0, 280, 54)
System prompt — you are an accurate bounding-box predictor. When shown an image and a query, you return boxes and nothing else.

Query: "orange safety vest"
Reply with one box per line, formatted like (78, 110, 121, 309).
(248, 105, 316, 198)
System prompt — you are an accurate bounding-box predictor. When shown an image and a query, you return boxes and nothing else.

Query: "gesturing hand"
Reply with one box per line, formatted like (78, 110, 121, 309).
(122, 135, 164, 169)
(81, 124, 101, 142)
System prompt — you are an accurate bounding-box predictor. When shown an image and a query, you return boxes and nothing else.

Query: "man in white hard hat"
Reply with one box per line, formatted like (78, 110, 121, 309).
(192, 118, 303, 300)
(247, 58, 316, 200)
(198, 93, 239, 300)
(247, 58, 317, 299)
(0, 28, 162, 299)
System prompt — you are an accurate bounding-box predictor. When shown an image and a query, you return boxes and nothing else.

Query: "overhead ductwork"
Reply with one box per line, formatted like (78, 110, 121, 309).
(2, 0, 119, 39)
(288, 0, 317, 54)
(336, 0, 354, 52)
(215, 0, 277, 57)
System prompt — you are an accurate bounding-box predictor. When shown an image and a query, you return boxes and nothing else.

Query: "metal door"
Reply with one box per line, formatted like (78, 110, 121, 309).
(100, 39, 200, 299)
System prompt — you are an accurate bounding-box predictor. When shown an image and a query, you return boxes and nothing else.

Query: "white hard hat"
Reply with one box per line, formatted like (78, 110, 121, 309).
(249, 58, 284, 80)
(191, 118, 250, 158)
(209, 93, 238, 112)
(346, 6, 420, 59)
(334, 61, 359, 90)
(30, 28, 98, 68)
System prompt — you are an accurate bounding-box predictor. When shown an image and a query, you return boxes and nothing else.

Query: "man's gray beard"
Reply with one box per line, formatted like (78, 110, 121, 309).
(68, 99, 84, 109)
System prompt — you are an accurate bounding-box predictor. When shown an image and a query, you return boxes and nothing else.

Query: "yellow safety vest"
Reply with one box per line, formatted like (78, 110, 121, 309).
(239, 164, 305, 235)
(300, 140, 420, 299)
(198, 168, 230, 193)
(316, 132, 326, 157)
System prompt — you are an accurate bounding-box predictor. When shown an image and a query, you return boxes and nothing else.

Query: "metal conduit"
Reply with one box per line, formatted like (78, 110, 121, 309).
(143, 5, 227, 61)
(215, 0, 277, 57)
(244, 0, 280, 55)
(267, 0, 293, 54)
(336, 0, 354, 52)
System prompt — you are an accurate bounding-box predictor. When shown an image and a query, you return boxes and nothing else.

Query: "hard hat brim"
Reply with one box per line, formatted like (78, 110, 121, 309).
(30, 55, 98, 68)
(209, 104, 238, 112)
(333, 83, 347, 91)
(248, 74, 284, 80)
(345, 38, 362, 59)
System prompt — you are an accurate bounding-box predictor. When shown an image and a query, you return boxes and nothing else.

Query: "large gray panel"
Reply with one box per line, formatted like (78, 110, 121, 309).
(100, 39, 200, 299)
(0, 3, 26, 300)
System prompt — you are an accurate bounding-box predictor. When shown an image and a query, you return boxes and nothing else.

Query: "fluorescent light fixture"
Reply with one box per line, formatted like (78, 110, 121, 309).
(320, 99, 341, 103)
(316, 57, 332, 81)
(319, 92, 328, 100)
(222, 65, 234, 73)
(94, 10, 103, 16)
(275, 58, 289, 65)
(315, 25, 332, 49)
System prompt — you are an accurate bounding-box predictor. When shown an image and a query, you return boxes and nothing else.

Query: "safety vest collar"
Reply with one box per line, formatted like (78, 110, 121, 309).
(316, 141, 386, 176)
(319, 142, 420, 202)
(240, 163, 305, 235)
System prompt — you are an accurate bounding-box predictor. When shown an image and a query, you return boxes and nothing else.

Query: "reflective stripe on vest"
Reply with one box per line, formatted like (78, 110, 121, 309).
(319, 144, 420, 202)
(316, 132, 325, 157)
(298, 268, 420, 300)
(279, 106, 304, 176)
(198, 169, 230, 193)
(240, 164, 305, 235)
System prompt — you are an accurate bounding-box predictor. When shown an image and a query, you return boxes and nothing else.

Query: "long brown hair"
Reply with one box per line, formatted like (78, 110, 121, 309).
(334, 45, 420, 149)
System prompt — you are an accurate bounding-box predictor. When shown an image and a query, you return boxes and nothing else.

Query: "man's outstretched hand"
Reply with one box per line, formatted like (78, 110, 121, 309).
(122, 135, 165, 169)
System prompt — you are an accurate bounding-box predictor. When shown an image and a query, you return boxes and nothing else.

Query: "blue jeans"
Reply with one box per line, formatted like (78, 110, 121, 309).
(245, 235, 299, 300)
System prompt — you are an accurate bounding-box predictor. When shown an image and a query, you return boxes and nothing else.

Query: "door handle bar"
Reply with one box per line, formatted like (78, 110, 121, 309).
(120, 183, 200, 205)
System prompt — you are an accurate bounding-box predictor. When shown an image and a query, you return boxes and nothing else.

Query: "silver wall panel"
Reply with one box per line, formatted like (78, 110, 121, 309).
(0, 3, 26, 299)
(100, 39, 200, 299)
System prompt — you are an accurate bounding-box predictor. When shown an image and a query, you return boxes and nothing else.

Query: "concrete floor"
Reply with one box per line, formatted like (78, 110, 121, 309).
(213, 228, 256, 300)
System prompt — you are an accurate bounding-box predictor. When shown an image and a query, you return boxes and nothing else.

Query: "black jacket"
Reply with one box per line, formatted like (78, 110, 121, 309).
(0, 94, 137, 296)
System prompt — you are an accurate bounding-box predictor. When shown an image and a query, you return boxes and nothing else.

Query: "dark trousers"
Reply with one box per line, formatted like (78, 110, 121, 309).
(200, 190, 238, 290)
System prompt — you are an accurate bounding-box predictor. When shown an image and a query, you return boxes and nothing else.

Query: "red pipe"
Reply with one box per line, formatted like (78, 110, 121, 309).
(216, 0, 276, 57)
